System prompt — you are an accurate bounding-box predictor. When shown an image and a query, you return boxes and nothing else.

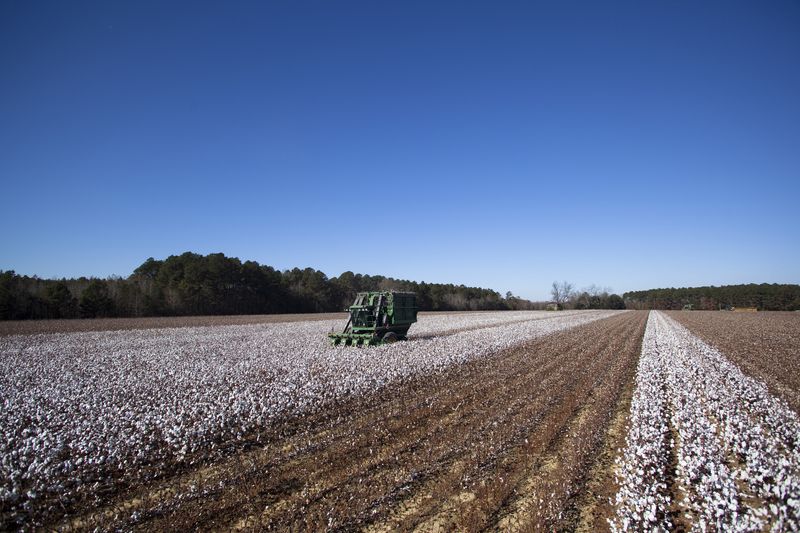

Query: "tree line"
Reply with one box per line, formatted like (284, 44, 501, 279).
(0, 252, 540, 320)
(550, 281, 626, 310)
(623, 283, 800, 311)
(5, 255, 791, 320)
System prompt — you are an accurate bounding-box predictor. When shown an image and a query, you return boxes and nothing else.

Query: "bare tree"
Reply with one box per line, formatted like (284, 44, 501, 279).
(583, 284, 611, 298)
(550, 281, 574, 309)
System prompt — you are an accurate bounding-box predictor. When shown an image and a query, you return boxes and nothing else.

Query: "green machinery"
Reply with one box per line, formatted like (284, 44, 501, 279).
(328, 291, 418, 346)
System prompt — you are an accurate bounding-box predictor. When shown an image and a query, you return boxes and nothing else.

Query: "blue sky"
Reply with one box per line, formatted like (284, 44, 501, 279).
(1, 1, 798, 300)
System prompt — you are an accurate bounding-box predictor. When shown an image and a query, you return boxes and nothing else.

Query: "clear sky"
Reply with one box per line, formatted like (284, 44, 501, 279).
(1, 1, 798, 300)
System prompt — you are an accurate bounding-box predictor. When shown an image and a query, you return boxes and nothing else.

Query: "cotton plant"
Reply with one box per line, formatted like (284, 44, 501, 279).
(612, 311, 800, 532)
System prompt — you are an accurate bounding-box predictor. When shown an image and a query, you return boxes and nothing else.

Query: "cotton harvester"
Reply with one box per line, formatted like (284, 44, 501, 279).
(328, 291, 418, 346)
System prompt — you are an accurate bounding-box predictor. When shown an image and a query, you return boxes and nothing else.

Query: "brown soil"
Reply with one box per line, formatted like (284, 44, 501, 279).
(50, 311, 648, 532)
(574, 375, 637, 533)
(667, 311, 800, 414)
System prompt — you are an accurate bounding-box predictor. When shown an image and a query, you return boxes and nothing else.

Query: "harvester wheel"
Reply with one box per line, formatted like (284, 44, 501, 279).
(383, 332, 398, 343)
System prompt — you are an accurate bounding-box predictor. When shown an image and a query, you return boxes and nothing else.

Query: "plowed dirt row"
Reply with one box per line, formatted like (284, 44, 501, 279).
(667, 311, 800, 414)
(61, 311, 646, 532)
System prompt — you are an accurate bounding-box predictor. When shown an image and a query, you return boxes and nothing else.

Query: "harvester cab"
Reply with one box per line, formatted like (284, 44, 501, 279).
(328, 291, 418, 346)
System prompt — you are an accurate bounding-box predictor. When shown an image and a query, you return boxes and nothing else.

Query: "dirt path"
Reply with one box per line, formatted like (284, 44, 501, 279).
(56, 311, 647, 532)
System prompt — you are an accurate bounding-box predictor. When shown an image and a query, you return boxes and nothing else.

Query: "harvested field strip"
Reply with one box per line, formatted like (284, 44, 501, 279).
(58, 311, 647, 531)
(667, 311, 800, 414)
(366, 343, 612, 531)
(381, 321, 619, 530)
(612, 311, 800, 532)
(492, 333, 639, 532)
(402, 310, 646, 532)
(574, 376, 637, 533)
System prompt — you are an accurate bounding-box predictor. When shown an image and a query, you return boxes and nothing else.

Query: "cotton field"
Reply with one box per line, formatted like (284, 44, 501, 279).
(2, 309, 799, 531)
(0, 310, 616, 524)
(612, 311, 800, 532)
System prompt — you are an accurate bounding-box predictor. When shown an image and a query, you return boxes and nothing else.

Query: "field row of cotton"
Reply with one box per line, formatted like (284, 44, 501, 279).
(410, 309, 584, 335)
(0, 310, 618, 514)
(612, 311, 800, 532)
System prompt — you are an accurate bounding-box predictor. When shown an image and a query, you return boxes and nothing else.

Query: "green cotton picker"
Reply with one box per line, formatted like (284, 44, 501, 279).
(328, 291, 418, 346)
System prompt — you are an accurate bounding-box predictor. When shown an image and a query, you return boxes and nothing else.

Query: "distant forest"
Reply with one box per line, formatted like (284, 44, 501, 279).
(3, 254, 795, 320)
(624, 284, 800, 311)
(0, 252, 541, 320)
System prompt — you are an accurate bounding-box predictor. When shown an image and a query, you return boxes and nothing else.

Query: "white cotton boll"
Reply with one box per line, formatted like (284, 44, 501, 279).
(610, 311, 800, 531)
